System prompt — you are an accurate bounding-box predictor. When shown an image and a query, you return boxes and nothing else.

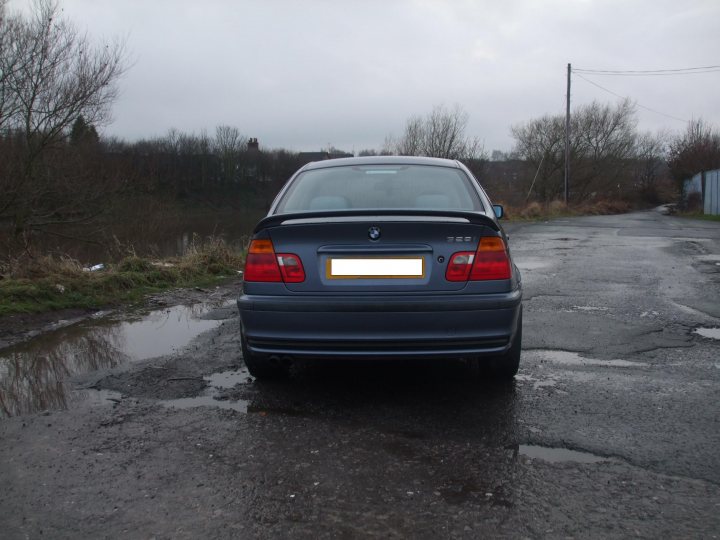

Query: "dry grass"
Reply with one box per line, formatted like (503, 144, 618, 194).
(0, 236, 244, 316)
(501, 199, 632, 221)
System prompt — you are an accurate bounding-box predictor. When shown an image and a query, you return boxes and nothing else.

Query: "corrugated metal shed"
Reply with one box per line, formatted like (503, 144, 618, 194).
(704, 169, 720, 216)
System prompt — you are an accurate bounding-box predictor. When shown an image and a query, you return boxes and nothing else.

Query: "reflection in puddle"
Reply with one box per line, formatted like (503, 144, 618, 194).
(0, 303, 227, 418)
(519, 444, 609, 464)
(694, 327, 720, 340)
(161, 369, 250, 413)
(534, 350, 647, 368)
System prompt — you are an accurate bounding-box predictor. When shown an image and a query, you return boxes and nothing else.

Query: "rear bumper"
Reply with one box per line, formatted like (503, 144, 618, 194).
(237, 289, 522, 359)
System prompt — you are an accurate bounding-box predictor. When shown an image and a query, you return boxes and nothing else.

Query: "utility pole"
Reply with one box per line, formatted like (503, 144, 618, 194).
(564, 63, 571, 204)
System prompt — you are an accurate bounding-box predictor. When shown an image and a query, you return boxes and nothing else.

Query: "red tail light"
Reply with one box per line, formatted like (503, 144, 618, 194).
(276, 254, 305, 283)
(445, 251, 475, 281)
(470, 237, 511, 280)
(446, 237, 511, 281)
(244, 239, 305, 283)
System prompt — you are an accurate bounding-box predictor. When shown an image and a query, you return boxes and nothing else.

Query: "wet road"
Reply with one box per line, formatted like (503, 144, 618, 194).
(1, 210, 720, 538)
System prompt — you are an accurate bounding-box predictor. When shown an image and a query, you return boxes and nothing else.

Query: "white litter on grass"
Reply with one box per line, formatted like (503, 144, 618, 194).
(534, 350, 647, 368)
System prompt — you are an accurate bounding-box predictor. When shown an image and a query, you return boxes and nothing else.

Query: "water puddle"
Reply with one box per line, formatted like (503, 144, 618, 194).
(161, 368, 250, 413)
(694, 327, 720, 340)
(162, 395, 248, 413)
(515, 258, 550, 271)
(515, 374, 558, 390)
(519, 444, 609, 464)
(0, 301, 231, 418)
(571, 306, 608, 312)
(534, 350, 647, 368)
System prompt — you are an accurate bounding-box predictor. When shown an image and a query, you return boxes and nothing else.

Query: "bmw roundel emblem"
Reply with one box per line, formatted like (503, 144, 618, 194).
(368, 226, 381, 241)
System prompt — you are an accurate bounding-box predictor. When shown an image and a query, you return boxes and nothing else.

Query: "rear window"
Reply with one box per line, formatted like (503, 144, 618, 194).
(275, 165, 483, 213)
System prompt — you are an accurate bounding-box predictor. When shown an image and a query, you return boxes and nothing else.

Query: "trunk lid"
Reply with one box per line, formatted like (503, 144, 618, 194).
(257, 211, 501, 293)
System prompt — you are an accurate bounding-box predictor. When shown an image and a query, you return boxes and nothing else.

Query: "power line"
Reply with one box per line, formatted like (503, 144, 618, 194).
(574, 64, 720, 76)
(573, 72, 689, 123)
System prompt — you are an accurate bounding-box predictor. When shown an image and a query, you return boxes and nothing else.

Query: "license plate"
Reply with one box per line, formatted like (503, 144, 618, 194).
(327, 257, 424, 279)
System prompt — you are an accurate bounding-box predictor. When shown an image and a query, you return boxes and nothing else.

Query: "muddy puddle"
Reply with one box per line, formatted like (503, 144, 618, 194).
(0, 301, 233, 418)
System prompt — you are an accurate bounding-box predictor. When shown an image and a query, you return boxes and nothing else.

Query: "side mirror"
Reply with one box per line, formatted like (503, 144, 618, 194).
(493, 204, 504, 219)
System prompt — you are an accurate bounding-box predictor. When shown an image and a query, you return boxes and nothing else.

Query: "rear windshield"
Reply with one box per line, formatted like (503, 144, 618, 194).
(274, 164, 483, 213)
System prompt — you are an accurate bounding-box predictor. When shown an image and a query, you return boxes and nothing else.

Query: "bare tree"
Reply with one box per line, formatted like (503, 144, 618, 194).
(213, 125, 246, 186)
(571, 99, 637, 199)
(0, 0, 127, 251)
(511, 114, 566, 200)
(632, 131, 669, 203)
(668, 118, 720, 195)
(512, 99, 638, 201)
(387, 105, 485, 161)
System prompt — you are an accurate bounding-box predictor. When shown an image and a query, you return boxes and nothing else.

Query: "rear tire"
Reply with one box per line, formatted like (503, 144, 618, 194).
(488, 310, 522, 379)
(241, 331, 289, 380)
(468, 309, 522, 380)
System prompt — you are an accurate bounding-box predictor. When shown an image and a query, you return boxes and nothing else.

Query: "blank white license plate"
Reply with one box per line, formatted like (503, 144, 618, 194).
(327, 257, 424, 279)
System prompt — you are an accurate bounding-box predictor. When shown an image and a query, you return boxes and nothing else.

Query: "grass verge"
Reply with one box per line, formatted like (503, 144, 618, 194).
(674, 212, 720, 222)
(0, 237, 244, 316)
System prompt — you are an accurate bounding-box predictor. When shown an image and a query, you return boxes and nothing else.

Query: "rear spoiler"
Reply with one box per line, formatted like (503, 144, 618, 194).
(253, 209, 500, 234)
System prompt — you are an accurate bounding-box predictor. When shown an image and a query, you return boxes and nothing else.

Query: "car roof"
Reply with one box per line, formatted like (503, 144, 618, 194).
(301, 155, 461, 171)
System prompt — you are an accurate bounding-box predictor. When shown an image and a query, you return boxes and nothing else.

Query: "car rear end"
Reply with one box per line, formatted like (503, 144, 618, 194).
(237, 158, 522, 369)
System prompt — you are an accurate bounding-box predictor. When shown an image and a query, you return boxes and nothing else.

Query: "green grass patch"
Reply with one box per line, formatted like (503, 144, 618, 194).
(675, 212, 720, 222)
(0, 237, 245, 316)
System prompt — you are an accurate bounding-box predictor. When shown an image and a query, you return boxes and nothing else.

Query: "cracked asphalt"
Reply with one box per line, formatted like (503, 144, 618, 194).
(1, 210, 719, 538)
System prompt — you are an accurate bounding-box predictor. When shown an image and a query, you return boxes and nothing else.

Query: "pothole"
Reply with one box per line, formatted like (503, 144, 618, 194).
(519, 445, 610, 464)
(533, 350, 648, 368)
(0, 301, 232, 418)
(160, 369, 250, 413)
(694, 327, 720, 340)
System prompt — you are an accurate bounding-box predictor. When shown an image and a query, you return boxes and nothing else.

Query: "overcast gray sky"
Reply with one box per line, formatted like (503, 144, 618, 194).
(14, 0, 720, 152)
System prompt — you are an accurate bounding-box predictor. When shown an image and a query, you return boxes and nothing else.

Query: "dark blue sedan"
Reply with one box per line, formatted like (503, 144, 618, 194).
(237, 156, 522, 379)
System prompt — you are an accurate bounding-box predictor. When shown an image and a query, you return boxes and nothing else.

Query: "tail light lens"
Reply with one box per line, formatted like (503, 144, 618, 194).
(446, 237, 511, 281)
(470, 237, 511, 280)
(445, 251, 475, 281)
(276, 254, 305, 283)
(244, 239, 305, 283)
